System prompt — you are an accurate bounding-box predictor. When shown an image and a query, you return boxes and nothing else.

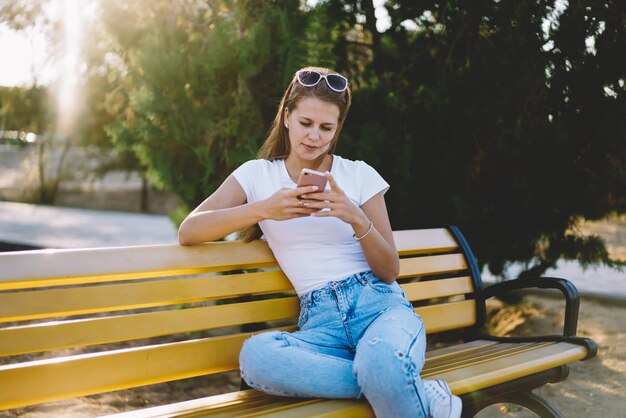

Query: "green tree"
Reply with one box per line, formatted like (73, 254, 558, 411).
(330, 0, 625, 277)
(0, 0, 62, 204)
(101, 0, 310, 212)
(0, 86, 49, 135)
(8, 0, 621, 279)
(0, 0, 51, 135)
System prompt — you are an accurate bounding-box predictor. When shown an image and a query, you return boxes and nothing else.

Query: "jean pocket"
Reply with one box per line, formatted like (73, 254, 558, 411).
(367, 277, 405, 295)
(297, 304, 309, 328)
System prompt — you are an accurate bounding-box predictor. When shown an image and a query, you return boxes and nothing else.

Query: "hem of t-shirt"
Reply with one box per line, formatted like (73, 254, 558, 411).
(294, 268, 374, 296)
(231, 170, 253, 203)
(361, 184, 390, 206)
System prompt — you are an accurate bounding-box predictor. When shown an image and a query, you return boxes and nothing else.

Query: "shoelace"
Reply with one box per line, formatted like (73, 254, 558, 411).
(425, 381, 449, 401)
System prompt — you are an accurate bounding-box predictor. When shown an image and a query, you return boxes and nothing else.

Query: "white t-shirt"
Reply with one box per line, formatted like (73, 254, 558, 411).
(232, 155, 390, 296)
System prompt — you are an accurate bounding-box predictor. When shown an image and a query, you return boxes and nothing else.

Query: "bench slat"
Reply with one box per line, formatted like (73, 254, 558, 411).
(0, 330, 265, 410)
(417, 300, 476, 333)
(399, 253, 467, 277)
(394, 228, 458, 256)
(424, 342, 589, 395)
(0, 240, 278, 291)
(0, 229, 458, 290)
(204, 398, 321, 417)
(0, 298, 474, 357)
(0, 298, 300, 357)
(424, 342, 550, 374)
(99, 390, 269, 418)
(0, 255, 469, 323)
(236, 399, 375, 418)
(425, 339, 499, 360)
(402, 276, 473, 301)
(101, 391, 375, 418)
(0, 270, 293, 323)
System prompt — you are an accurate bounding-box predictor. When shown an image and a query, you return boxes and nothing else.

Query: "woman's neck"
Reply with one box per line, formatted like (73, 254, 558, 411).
(284, 154, 333, 182)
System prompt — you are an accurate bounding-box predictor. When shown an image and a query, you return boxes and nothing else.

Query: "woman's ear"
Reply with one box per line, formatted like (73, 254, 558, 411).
(283, 108, 290, 129)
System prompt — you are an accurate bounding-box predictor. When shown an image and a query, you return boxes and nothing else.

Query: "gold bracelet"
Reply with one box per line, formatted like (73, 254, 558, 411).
(353, 222, 373, 241)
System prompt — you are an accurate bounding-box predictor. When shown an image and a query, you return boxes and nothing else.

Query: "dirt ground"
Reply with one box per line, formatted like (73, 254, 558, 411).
(2, 293, 624, 418)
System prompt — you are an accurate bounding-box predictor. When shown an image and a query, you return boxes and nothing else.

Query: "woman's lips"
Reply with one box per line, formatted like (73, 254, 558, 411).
(303, 144, 317, 151)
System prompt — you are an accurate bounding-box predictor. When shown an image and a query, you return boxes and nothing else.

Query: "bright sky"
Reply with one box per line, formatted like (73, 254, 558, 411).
(0, 0, 83, 137)
(0, 23, 51, 87)
(0, 0, 84, 88)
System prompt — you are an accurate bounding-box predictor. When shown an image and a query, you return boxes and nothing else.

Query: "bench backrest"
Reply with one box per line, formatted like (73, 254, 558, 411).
(0, 227, 483, 411)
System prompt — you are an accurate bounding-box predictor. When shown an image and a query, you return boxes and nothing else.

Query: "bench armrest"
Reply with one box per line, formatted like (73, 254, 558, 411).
(477, 277, 597, 359)
(480, 277, 579, 337)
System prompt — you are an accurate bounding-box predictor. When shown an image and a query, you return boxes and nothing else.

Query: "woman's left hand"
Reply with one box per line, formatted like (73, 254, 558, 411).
(304, 171, 399, 282)
(300, 172, 369, 227)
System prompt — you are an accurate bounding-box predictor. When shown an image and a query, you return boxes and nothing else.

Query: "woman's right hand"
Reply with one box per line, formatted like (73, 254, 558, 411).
(178, 179, 321, 245)
(260, 185, 321, 221)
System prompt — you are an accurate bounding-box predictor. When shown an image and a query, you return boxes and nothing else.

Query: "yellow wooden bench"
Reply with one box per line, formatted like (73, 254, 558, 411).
(0, 227, 596, 417)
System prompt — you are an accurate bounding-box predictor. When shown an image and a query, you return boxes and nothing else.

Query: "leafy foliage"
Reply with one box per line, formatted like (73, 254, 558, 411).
(0, 86, 49, 134)
(101, 0, 309, 209)
(0, 0, 46, 31)
(334, 0, 625, 276)
(1, 0, 624, 278)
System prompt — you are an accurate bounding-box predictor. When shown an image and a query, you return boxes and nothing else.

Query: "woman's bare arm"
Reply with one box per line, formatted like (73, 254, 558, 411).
(178, 175, 259, 245)
(356, 193, 400, 283)
(178, 175, 320, 245)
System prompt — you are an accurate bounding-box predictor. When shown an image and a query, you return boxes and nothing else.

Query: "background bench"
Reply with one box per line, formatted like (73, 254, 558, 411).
(0, 227, 596, 417)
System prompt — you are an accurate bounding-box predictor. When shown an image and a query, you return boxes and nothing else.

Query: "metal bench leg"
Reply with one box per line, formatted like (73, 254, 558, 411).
(504, 391, 564, 418)
(462, 390, 564, 418)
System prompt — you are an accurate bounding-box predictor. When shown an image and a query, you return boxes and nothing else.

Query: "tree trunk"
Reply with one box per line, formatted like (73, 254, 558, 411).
(362, 0, 383, 79)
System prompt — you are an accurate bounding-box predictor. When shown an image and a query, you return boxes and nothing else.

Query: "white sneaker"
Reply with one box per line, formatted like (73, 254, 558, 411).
(423, 379, 462, 418)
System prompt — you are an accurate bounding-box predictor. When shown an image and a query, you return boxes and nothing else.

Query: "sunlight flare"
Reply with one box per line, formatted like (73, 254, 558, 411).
(56, 0, 82, 135)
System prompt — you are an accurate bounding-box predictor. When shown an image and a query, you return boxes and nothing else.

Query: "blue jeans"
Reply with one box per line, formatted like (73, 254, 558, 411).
(239, 271, 430, 418)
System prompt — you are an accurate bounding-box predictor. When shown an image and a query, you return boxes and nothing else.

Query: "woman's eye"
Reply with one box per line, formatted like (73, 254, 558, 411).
(299, 121, 311, 127)
(321, 126, 332, 131)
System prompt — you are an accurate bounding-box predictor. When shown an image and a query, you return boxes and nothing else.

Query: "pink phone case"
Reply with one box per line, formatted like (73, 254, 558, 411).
(296, 168, 328, 191)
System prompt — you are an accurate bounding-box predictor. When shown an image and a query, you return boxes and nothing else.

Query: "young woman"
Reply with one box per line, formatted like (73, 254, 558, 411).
(178, 67, 462, 418)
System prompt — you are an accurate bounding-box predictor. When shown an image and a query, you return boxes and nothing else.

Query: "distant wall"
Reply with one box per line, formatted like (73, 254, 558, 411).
(0, 145, 180, 214)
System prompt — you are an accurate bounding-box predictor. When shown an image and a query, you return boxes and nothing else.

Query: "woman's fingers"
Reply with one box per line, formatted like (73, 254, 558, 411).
(301, 191, 327, 201)
(291, 208, 320, 218)
(325, 172, 344, 193)
(292, 185, 319, 197)
(265, 188, 321, 220)
(283, 175, 350, 219)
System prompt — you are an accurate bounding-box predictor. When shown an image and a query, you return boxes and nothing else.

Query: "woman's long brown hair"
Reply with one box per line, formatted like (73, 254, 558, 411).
(239, 66, 352, 242)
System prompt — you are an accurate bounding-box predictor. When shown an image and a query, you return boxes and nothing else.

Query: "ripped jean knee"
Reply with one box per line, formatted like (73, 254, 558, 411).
(352, 308, 429, 418)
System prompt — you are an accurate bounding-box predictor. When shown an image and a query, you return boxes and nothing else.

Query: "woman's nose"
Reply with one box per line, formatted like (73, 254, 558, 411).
(308, 127, 320, 140)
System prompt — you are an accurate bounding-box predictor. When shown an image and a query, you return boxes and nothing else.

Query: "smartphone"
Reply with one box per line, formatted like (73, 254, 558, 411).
(296, 168, 328, 193)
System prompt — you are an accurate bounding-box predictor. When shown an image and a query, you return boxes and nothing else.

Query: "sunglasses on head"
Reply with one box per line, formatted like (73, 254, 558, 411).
(295, 70, 349, 92)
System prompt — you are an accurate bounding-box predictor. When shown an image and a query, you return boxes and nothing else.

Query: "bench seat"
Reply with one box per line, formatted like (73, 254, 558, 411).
(0, 227, 596, 417)
(101, 339, 588, 417)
